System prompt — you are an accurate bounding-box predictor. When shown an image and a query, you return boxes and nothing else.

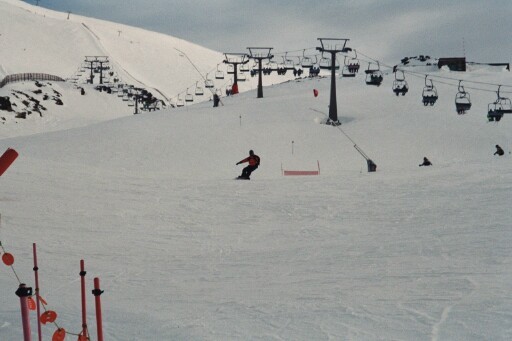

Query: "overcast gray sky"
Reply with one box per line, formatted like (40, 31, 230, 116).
(23, 0, 511, 64)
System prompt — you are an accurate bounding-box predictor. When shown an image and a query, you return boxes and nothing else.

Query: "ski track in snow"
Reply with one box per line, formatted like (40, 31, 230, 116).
(431, 305, 452, 341)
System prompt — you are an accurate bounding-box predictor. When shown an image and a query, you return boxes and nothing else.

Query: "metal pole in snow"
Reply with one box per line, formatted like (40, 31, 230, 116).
(15, 283, 32, 341)
(92, 277, 104, 341)
(80, 260, 88, 339)
(32, 244, 42, 341)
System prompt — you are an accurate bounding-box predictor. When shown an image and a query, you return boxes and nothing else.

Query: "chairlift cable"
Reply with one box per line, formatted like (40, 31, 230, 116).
(309, 108, 371, 161)
(173, 48, 224, 106)
(354, 49, 512, 89)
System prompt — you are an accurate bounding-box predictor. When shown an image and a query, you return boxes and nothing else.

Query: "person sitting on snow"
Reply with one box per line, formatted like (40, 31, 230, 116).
(236, 150, 260, 179)
(419, 157, 432, 167)
(494, 145, 504, 156)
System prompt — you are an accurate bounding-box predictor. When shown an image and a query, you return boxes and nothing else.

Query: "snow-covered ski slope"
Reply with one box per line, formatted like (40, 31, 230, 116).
(1, 1, 512, 340)
(0, 0, 286, 104)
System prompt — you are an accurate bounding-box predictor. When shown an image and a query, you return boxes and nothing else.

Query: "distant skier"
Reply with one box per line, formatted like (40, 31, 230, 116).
(213, 93, 220, 107)
(494, 145, 504, 156)
(419, 157, 432, 167)
(236, 150, 260, 180)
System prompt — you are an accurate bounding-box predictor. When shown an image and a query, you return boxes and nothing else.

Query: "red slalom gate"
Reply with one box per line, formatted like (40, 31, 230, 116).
(282, 161, 321, 176)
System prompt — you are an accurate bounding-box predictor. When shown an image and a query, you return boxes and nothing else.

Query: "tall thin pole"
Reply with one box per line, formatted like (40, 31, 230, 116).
(328, 50, 338, 124)
(15, 283, 32, 341)
(80, 260, 88, 339)
(92, 277, 104, 341)
(32, 244, 42, 341)
(257, 58, 263, 98)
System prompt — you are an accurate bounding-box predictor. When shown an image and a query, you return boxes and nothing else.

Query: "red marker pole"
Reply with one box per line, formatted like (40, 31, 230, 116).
(15, 283, 32, 341)
(92, 277, 104, 341)
(32, 244, 42, 341)
(0, 148, 18, 176)
(80, 260, 88, 339)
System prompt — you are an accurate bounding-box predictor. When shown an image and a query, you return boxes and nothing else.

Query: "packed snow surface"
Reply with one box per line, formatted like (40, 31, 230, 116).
(1, 1, 512, 340)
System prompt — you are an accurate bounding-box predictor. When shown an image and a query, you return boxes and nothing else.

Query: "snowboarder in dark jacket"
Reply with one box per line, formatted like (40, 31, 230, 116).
(236, 150, 260, 179)
(494, 145, 504, 156)
(419, 157, 432, 167)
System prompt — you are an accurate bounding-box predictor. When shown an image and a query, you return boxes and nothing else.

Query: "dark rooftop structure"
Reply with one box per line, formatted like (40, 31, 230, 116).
(438, 57, 466, 71)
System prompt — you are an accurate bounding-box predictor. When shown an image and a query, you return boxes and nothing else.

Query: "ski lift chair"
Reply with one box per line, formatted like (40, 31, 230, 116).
(195, 82, 204, 96)
(319, 56, 330, 70)
(240, 63, 250, 73)
(176, 95, 185, 107)
(238, 72, 247, 82)
(347, 50, 360, 74)
(227, 64, 235, 75)
(422, 76, 438, 106)
(455, 81, 471, 114)
(185, 88, 194, 102)
(301, 49, 313, 68)
(283, 54, 295, 70)
(487, 86, 512, 122)
(487, 103, 503, 122)
(342, 57, 356, 78)
(319, 55, 339, 70)
(365, 62, 383, 86)
(205, 73, 214, 88)
(215, 64, 225, 80)
(392, 70, 409, 96)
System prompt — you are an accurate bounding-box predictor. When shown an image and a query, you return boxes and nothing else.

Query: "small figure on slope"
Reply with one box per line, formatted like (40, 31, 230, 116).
(213, 93, 220, 107)
(494, 145, 504, 156)
(236, 150, 260, 180)
(419, 157, 432, 167)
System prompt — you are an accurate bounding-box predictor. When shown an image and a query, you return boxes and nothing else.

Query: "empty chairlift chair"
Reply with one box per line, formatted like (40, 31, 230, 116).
(205, 73, 214, 88)
(195, 81, 204, 96)
(392, 70, 409, 96)
(365, 62, 383, 86)
(185, 88, 194, 102)
(422, 75, 438, 106)
(176, 95, 185, 107)
(215, 64, 225, 80)
(455, 81, 471, 114)
(283, 53, 295, 71)
(240, 62, 250, 73)
(488, 85, 512, 122)
(301, 50, 313, 69)
(319, 54, 339, 70)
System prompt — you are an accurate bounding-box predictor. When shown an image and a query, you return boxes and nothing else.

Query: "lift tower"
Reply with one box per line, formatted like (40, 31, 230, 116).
(223, 53, 249, 95)
(316, 38, 351, 125)
(84, 56, 109, 85)
(247, 47, 273, 98)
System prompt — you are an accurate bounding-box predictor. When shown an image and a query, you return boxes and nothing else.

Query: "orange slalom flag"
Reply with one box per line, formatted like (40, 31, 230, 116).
(27, 296, 36, 310)
(52, 328, 66, 341)
(40, 310, 58, 324)
(2, 252, 14, 266)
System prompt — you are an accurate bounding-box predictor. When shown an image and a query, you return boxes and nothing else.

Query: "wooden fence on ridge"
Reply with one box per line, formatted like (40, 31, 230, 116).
(0, 73, 65, 88)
